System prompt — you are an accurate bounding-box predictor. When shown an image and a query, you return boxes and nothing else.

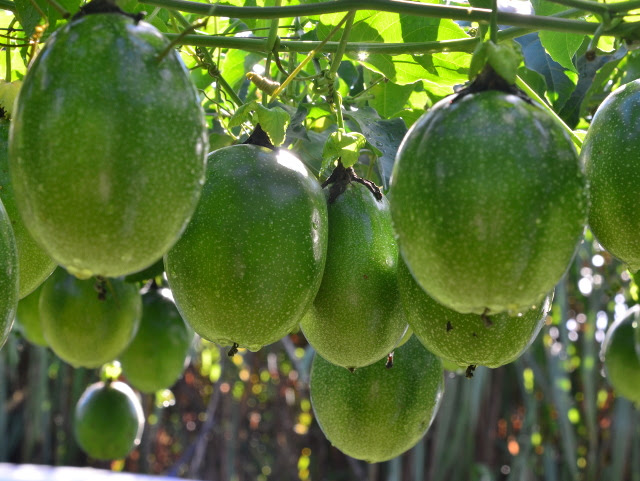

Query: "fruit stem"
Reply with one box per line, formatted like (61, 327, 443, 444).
(322, 162, 382, 203)
(328, 10, 355, 79)
(515, 75, 583, 149)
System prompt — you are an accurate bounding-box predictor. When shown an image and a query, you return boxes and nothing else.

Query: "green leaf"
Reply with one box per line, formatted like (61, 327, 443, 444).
(317, 11, 471, 93)
(321, 130, 367, 173)
(367, 80, 414, 118)
(255, 103, 290, 146)
(486, 40, 524, 85)
(228, 100, 258, 129)
(14, 0, 81, 36)
(531, 0, 585, 72)
(344, 107, 407, 189)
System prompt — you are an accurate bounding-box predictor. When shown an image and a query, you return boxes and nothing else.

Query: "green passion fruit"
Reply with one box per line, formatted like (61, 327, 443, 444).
(0, 119, 55, 298)
(74, 381, 144, 460)
(398, 261, 551, 368)
(15, 281, 47, 346)
(119, 290, 193, 393)
(300, 183, 407, 369)
(165, 145, 328, 351)
(602, 306, 640, 404)
(10, 13, 207, 279)
(0, 197, 17, 349)
(310, 335, 444, 463)
(391, 90, 587, 315)
(40, 270, 141, 368)
(581, 80, 640, 272)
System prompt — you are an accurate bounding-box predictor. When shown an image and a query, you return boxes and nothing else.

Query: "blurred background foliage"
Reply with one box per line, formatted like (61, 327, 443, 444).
(1, 232, 639, 481)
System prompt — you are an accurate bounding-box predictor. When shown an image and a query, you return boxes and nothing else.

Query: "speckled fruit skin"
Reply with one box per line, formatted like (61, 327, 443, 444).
(119, 290, 193, 393)
(310, 335, 444, 463)
(0, 197, 17, 349)
(398, 261, 551, 368)
(581, 80, 640, 272)
(9, 13, 208, 279)
(165, 145, 328, 351)
(391, 90, 587, 315)
(0, 119, 56, 298)
(15, 281, 47, 346)
(602, 306, 640, 403)
(74, 381, 144, 460)
(40, 270, 141, 368)
(300, 184, 407, 369)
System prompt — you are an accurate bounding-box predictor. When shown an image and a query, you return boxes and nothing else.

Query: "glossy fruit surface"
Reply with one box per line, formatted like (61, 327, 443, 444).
(581, 80, 640, 272)
(165, 145, 328, 351)
(15, 282, 46, 346)
(602, 306, 640, 403)
(310, 335, 443, 463)
(10, 13, 207, 279)
(0, 197, 17, 349)
(0, 119, 55, 298)
(391, 90, 587, 314)
(40, 270, 141, 367)
(300, 184, 407, 369)
(398, 261, 551, 368)
(74, 381, 144, 460)
(119, 290, 193, 393)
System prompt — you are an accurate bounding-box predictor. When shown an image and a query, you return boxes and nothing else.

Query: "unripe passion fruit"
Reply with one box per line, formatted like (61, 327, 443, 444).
(391, 90, 587, 315)
(0, 119, 55, 298)
(119, 290, 193, 393)
(0, 197, 17, 349)
(40, 270, 141, 368)
(581, 79, 640, 272)
(398, 260, 551, 368)
(602, 306, 640, 404)
(165, 145, 328, 351)
(300, 183, 407, 370)
(74, 381, 144, 460)
(10, 13, 207, 279)
(310, 335, 444, 463)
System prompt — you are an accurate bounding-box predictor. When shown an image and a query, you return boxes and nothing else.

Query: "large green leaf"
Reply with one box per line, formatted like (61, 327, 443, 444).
(344, 107, 407, 188)
(316, 10, 470, 93)
(14, 0, 81, 37)
(367, 80, 415, 118)
(532, 0, 585, 72)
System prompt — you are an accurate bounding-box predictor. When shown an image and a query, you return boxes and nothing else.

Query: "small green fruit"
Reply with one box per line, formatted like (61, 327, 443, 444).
(310, 336, 444, 463)
(15, 281, 47, 346)
(165, 145, 328, 351)
(602, 306, 640, 403)
(40, 270, 141, 368)
(119, 290, 193, 393)
(581, 80, 640, 271)
(391, 90, 587, 314)
(300, 183, 407, 369)
(10, 13, 207, 278)
(0, 197, 17, 349)
(398, 261, 551, 368)
(0, 119, 55, 298)
(74, 381, 144, 460)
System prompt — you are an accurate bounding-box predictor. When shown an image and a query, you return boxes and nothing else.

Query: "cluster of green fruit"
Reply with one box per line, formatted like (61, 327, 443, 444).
(1, 3, 640, 466)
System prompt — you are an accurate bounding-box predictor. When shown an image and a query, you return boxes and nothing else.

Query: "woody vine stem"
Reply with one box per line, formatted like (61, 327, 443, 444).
(147, 0, 640, 57)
